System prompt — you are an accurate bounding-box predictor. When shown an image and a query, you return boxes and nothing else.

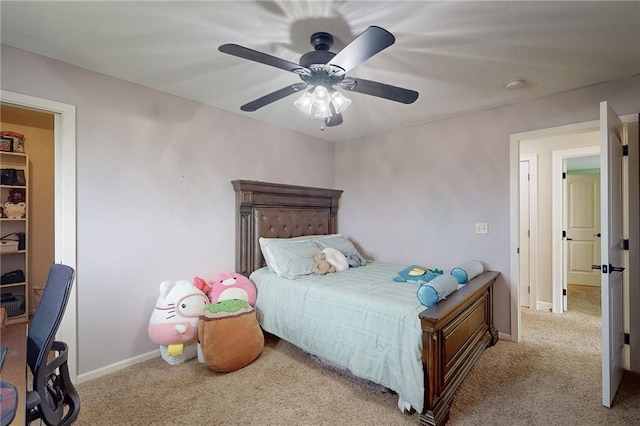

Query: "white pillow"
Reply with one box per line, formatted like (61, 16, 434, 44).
(321, 247, 349, 272)
(258, 236, 323, 279)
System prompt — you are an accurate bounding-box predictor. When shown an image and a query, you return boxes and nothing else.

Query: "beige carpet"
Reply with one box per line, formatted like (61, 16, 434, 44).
(76, 286, 639, 425)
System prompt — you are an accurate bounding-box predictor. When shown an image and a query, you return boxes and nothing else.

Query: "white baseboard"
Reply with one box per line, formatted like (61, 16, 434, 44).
(536, 301, 553, 312)
(498, 331, 511, 342)
(77, 348, 159, 384)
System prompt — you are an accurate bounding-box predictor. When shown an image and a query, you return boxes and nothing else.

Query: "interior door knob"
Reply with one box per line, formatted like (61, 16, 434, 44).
(609, 264, 625, 273)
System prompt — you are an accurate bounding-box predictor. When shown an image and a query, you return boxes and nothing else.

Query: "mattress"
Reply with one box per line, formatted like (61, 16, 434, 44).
(250, 261, 427, 412)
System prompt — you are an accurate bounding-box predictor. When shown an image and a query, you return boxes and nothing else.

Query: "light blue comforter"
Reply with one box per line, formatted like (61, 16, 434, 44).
(250, 261, 427, 412)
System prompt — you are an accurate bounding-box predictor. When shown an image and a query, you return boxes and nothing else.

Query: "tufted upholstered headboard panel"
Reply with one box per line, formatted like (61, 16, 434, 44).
(232, 180, 343, 276)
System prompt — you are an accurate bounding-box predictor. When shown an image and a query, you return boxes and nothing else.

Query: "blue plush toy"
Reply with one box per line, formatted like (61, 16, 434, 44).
(416, 275, 459, 307)
(393, 265, 442, 284)
(344, 249, 367, 267)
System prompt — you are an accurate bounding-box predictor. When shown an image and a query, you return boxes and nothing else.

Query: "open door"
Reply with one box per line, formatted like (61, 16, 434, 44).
(519, 159, 531, 308)
(599, 101, 625, 407)
(562, 159, 569, 311)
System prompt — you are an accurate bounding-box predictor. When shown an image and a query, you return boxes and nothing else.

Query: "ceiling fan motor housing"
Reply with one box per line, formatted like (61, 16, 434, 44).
(298, 31, 346, 87)
(299, 50, 336, 68)
(310, 32, 333, 50)
(300, 32, 337, 68)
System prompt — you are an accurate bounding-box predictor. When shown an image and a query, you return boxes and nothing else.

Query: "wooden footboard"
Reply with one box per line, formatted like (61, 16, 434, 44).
(418, 271, 499, 426)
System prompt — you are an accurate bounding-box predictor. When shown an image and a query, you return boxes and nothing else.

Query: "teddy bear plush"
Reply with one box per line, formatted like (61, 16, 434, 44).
(3, 201, 26, 219)
(312, 252, 336, 275)
(7, 188, 25, 204)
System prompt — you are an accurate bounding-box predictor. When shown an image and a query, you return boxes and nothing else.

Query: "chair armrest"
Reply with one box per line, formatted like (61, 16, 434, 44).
(44, 341, 69, 371)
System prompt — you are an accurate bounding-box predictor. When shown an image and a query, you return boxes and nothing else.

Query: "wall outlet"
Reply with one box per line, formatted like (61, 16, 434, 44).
(475, 223, 488, 234)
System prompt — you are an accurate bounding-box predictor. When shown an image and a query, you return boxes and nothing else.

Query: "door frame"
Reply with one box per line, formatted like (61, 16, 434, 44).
(509, 114, 636, 343)
(0, 89, 77, 380)
(552, 146, 601, 314)
(626, 119, 640, 372)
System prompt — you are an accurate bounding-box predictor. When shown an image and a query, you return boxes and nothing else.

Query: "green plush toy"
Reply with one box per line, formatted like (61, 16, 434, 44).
(204, 299, 250, 315)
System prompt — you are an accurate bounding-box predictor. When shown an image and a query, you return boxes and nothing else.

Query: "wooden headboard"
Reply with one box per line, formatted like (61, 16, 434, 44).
(232, 180, 343, 276)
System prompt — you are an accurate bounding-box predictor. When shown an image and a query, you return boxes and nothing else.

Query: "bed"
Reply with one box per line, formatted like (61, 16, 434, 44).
(232, 180, 499, 426)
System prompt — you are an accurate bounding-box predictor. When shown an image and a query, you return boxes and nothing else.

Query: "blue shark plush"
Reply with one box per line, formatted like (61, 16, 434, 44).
(393, 265, 442, 284)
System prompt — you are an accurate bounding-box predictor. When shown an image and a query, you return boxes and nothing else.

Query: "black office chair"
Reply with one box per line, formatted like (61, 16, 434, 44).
(26, 264, 80, 425)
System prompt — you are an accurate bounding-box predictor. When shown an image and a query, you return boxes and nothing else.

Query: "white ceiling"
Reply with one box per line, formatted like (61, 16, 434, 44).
(1, 1, 639, 143)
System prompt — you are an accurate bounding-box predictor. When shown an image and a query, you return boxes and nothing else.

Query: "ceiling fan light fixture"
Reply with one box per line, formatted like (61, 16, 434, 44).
(295, 85, 343, 119)
(313, 100, 332, 119)
(330, 90, 352, 114)
(312, 85, 330, 106)
(294, 91, 314, 114)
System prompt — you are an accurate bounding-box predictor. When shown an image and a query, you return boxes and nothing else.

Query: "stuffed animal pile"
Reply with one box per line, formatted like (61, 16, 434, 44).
(312, 247, 353, 275)
(148, 272, 264, 370)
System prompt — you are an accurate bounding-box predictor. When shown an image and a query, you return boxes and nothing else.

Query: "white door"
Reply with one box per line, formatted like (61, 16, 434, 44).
(519, 160, 531, 307)
(600, 101, 625, 408)
(567, 173, 601, 286)
(562, 159, 569, 311)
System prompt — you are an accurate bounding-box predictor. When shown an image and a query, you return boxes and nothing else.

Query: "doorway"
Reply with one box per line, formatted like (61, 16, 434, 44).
(0, 103, 55, 314)
(0, 89, 77, 380)
(510, 113, 639, 369)
(553, 146, 601, 313)
(564, 157, 601, 314)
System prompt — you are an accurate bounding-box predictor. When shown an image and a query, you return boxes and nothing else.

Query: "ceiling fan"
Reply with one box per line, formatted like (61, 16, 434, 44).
(218, 26, 419, 127)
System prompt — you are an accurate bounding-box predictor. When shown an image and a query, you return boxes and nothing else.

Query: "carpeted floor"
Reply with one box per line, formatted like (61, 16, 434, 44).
(76, 285, 639, 425)
(448, 283, 640, 425)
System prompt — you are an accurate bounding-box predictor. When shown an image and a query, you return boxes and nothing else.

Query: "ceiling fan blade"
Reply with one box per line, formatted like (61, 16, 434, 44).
(240, 83, 307, 112)
(219, 44, 308, 74)
(343, 78, 419, 104)
(327, 26, 395, 73)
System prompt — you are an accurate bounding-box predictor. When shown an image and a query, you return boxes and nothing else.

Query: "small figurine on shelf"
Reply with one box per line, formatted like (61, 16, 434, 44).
(0, 131, 25, 153)
(3, 201, 26, 219)
(7, 189, 25, 204)
(3, 188, 26, 219)
(13, 139, 25, 153)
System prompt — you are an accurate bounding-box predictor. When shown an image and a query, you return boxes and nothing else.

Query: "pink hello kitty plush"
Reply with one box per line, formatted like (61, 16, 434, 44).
(148, 280, 209, 365)
(208, 272, 257, 307)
